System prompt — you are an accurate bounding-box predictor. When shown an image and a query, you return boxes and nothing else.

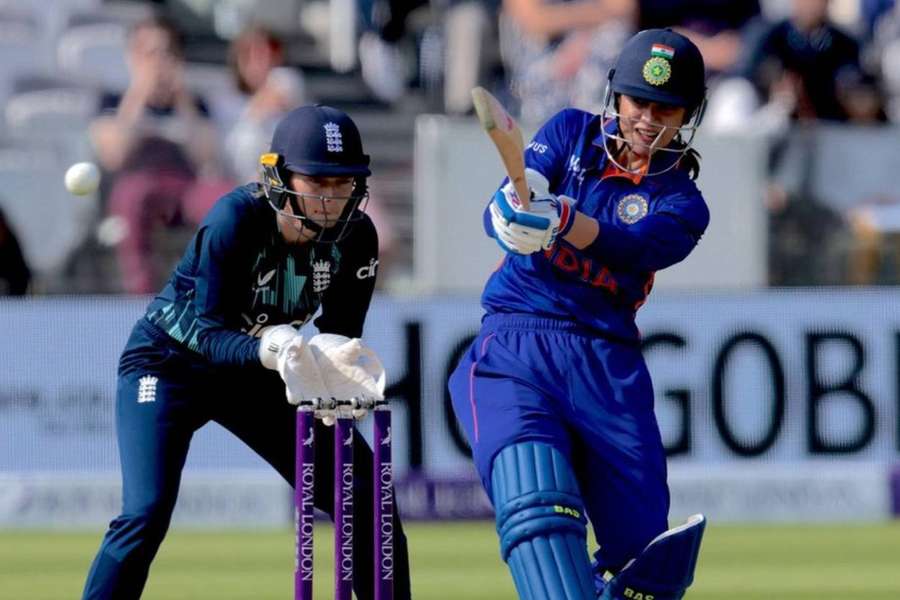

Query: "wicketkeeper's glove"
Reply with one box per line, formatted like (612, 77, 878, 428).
(309, 333, 386, 423)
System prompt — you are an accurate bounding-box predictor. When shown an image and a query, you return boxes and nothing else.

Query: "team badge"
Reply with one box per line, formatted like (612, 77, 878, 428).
(312, 259, 332, 293)
(651, 44, 675, 60)
(642, 56, 672, 86)
(324, 122, 343, 152)
(137, 375, 158, 403)
(617, 194, 649, 224)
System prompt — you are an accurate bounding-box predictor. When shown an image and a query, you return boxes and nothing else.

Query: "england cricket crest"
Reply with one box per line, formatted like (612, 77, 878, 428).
(137, 375, 158, 403)
(312, 259, 332, 293)
(617, 193, 649, 224)
(324, 122, 343, 152)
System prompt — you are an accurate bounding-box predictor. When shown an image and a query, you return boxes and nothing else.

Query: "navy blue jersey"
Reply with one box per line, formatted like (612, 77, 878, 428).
(482, 108, 710, 343)
(144, 183, 379, 366)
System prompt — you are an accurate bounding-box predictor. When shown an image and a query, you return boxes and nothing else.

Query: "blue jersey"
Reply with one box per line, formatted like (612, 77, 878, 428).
(481, 108, 709, 343)
(144, 183, 379, 367)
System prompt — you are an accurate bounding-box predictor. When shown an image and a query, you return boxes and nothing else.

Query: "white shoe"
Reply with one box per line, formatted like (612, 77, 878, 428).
(359, 32, 406, 103)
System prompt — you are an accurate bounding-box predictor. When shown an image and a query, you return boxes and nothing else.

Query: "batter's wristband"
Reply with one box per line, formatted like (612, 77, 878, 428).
(557, 197, 575, 238)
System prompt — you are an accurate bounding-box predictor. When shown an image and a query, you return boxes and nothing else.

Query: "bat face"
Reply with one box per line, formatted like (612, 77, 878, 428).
(471, 87, 530, 210)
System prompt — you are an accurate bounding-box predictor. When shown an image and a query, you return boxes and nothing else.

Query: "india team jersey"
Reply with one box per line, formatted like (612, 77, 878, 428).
(481, 108, 710, 343)
(145, 184, 379, 366)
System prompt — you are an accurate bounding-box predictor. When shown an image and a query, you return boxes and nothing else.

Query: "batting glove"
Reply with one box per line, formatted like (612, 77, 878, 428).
(490, 168, 575, 255)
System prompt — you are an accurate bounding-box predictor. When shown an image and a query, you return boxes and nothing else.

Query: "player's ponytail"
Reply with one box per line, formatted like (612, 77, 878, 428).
(677, 144, 701, 180)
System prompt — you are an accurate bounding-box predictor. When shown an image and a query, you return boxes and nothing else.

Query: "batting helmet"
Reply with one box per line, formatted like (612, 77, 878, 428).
(609, 28, 706, 114)
(260, 105, 371, 242)
(600, 29, 708, 176)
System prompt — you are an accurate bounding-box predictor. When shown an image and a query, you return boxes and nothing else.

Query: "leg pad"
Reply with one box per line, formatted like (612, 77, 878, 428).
(491, 442, 595, 600)
(600, 514, 706, 600)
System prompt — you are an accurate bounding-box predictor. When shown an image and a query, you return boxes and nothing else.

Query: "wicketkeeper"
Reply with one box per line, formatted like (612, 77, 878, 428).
(449, 29, 710, 599)
(82, 105, 411, 600)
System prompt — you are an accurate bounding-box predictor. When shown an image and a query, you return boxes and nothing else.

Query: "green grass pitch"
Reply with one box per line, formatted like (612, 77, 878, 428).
(2, 521, 899, 599)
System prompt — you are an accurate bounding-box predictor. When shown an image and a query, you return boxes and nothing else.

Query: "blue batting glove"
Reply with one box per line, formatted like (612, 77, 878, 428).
(489, 169, 575, 254)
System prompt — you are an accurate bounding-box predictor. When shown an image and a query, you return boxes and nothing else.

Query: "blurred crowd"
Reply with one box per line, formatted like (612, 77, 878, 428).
(2, 0, 900, 296)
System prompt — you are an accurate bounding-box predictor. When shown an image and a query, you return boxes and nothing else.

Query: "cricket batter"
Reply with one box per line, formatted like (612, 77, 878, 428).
(449, 29, 710, 599)
(82, 105, 411, 599)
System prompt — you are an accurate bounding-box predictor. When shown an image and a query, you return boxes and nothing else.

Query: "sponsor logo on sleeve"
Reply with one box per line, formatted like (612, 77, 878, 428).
(356, 258, 378, 280)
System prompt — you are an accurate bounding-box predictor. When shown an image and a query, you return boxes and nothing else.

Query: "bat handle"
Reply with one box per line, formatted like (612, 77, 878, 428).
(511, 176, 530, 211)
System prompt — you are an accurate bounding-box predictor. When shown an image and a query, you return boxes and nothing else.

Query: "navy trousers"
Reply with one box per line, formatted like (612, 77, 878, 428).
(82, 319, 411, 599)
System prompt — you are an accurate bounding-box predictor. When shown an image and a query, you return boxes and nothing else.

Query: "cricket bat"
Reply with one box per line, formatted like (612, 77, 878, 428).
(471, 86, 530, 210)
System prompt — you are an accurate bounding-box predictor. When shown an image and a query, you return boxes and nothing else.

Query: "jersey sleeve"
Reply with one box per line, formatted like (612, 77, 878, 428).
(314, 215, 379, 339)
(191, 199, 263, 367)
(483, 109, 583, 239)
(523, 108, 582, 187)
(582, 184, 710, 272)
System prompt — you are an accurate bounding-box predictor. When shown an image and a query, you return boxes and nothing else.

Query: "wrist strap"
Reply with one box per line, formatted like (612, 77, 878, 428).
(557, 197, 576, 238)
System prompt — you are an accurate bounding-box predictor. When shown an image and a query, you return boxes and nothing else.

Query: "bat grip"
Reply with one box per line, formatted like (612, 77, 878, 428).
(512, 177, 530, 210)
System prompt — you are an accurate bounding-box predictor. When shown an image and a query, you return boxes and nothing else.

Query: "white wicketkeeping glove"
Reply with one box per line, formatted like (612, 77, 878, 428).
(308, 333, 386, 422)
(489, 168, 575, 255)
(276, 335, 330, 406)
(258, 324, 300, 370)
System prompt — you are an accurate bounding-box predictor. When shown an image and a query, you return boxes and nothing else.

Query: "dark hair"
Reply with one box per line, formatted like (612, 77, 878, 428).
(128, 14, 185, 59)
(675, 143, 701, 180)
(228, 25, 285, 94)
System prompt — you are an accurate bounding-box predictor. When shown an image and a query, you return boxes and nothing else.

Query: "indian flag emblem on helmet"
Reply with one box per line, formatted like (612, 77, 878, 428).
(651, 44, 675, 59)
(643, 56, 672, 86)
(617, 194, 649, 224)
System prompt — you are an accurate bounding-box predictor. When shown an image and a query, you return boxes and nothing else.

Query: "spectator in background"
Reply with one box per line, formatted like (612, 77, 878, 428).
(704, 0, 864, 133)
(499, 0, 637, 124)
(739, 0, 861, 122)
(90, 14, 233, 294)
(214, 25, 306, 183)
(637, 0, 761, 74)
(861, 0, 895, 41)
(0, 206, 30, 295)
(358, 0, 426, 104)
(835, 67, 888, 123)
(358, 0, 501, 113)
(863, 1, 900, 122)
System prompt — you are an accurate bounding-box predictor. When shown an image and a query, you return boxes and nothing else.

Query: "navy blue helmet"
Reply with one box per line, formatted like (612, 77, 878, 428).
(601, 29, 708, 176)
(609, 28, 706, 115)
(260, 105, 371, 242)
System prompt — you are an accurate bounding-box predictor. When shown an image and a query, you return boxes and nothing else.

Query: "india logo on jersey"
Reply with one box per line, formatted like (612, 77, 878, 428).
(617, 193, 649, 224)
(312, 259, 332, 293)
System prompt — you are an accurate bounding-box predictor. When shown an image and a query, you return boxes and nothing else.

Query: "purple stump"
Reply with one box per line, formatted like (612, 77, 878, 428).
(334, 413, 355, 600)
(374, 407, 394, 600)
(295, 408, 316, 600)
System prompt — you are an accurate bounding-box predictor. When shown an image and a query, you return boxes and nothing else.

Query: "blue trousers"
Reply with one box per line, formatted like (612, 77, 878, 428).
(448, 313, 670, 572)
(82, 319, 410, 599)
